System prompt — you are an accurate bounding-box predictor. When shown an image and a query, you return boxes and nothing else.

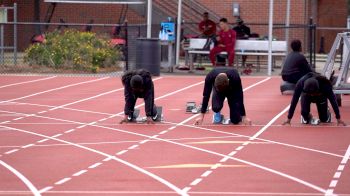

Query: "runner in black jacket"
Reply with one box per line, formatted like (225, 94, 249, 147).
(120, 69, 158, 124)
(195, 67, 251, 125)
(283, 72, 346, 126)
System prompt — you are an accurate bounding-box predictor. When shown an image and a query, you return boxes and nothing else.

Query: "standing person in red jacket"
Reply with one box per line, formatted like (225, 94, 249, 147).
(198, 12, 216, 38)
(209, 18, 236, 67)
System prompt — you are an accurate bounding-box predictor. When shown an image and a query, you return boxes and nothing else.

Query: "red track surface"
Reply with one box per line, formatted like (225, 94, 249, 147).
(0, 75, 349, 196)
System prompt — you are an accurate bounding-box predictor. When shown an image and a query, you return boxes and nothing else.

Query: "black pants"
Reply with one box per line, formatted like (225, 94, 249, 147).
(212, 89, 242, 124)
(301, 94, 330, 122)
(282, 72, 307, 84)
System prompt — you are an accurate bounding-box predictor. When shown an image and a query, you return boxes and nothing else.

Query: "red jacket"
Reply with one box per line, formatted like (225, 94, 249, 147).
(218, 29, 236, 49)
(198, 19, 216, 36)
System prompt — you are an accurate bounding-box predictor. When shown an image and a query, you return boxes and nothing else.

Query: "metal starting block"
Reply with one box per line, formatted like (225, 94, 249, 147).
(186, 102, 196, 113)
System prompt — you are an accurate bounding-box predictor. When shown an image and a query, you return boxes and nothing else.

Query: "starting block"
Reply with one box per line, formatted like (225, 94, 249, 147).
(186, 102, 197, 113)
(186, 102, 209, 114)
(129, 106, 163, 123)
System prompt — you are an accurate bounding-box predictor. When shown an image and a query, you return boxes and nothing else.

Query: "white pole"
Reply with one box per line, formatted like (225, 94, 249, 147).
(175, 0, 182, 65)
(285, 0, 290, 53)
(267, 0, 274, 76)
(147, 0, 152, 38)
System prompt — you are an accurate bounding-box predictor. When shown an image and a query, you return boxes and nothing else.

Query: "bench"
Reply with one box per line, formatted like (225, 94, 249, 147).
(187, 38, 287, 72)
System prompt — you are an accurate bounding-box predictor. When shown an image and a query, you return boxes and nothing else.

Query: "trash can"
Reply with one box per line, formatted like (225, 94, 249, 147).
(135, 38, 161, 76)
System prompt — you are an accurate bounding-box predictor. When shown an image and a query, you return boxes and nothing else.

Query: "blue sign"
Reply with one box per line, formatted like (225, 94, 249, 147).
(159, 22, 175, 41)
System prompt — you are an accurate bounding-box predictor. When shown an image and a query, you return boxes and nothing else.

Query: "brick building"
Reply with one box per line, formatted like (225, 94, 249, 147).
(1, 0, 348, 52)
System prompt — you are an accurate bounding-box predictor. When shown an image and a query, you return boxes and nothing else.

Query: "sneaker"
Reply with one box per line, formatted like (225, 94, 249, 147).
(301, 114, 312, 124)
(213, 112, 223, 124)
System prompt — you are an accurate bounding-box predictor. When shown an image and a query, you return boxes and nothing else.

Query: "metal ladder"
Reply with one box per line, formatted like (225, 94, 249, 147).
(322, 32, 350, 94)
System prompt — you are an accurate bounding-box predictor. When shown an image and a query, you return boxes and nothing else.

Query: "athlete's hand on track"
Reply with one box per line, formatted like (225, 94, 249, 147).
(242, 116, 252, 125)
(194, 114, 204, 125)
(337, 119, 347, 126)
(282, 119, 291, 126)
(120, 115, 129, 124)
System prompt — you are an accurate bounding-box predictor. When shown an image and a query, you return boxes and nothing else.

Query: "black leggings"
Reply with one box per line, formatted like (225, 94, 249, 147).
(212, 89, 242, 124)
(301, 94, 330, 122)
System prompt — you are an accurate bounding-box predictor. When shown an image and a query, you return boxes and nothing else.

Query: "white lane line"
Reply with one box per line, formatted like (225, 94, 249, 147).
(103, 157, 113, 162)
(54, 177, 71, 185)
(38, 186, 53, 194)
(0, 76, 56, 89)
(159, 130, 168, 135)
(72, 170, 88, 177)
(76, 125, 86, 129)
(0, 160, 41, 196)
(48, 77, 162, 112)
(190, 178, 202, 186)
(88, 162, 102, 169)
(333, 172, 341, 178)
(1, 121, 10, 124)
(128, 145, 138, 150)
(139, 140, 150, 144)
(329, 180, 338, 188)
(1, 98, 331, 196)
(116, 150, 128, 156)
(37, 139, 49, 143)
(326, 145, 350, 195)
(235, 146, 244, 151)
(219, 156, 231, 163)
(98, 118, 108, 122)
(340, 145, 350, 164)
(37, 111, 47, 114)
(52, 134, 62, 138)
(201, 170, 213, 177)
(337, 165, 344, 171)
(228, 151, 237, 156)
(0, 77, 109, 104)
(182, 187, 191, 193)
(211, 163, 221, 170)
(22, 144, 34, 149)
(2, 125, 187, 196)
(249, 104, 290, 140)
(13, 117, 24, 121)
(64, 129, 75, 133)
(5, 149, 19, 154)
(169, 126, 176, 130)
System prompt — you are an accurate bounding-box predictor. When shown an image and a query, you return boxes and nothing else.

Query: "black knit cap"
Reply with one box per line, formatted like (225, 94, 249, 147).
(130, 75, 143, 89)
(303, 78, 319, 94)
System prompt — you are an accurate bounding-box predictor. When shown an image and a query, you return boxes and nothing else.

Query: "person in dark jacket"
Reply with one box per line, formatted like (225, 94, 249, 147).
(232, 17, 250, 39)
(281, 40, 313, 84)
(120, 69, 158, 124)
(194, 67, 251, 125)
(282, 72, 346, 126)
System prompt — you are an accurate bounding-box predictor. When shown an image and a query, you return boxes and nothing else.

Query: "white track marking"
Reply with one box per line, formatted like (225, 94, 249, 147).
(48, 77, 162, 112)
(5, 149, 19, 154)
(88, 162, 102, 169)
(0, 190, 334, 195)
(0, 160, 41, 196)
(201, 170, 212, 177)
(190, 178, 202, 186)
(37, 139, 49, 143)
(0, 125, 187, 196)
(55, 177, 71, 185)
(326, 145, 350, 196)
(72, 170, 88, 177)
(0, 76, 56, 89)
(116, 150, 128, 156)
(0, 109, 342, 194)
(0, 77, 334, 194)
(0, 77, 109, 104)
(38, 186, 52, 193)
(22, 144, 34, 149)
